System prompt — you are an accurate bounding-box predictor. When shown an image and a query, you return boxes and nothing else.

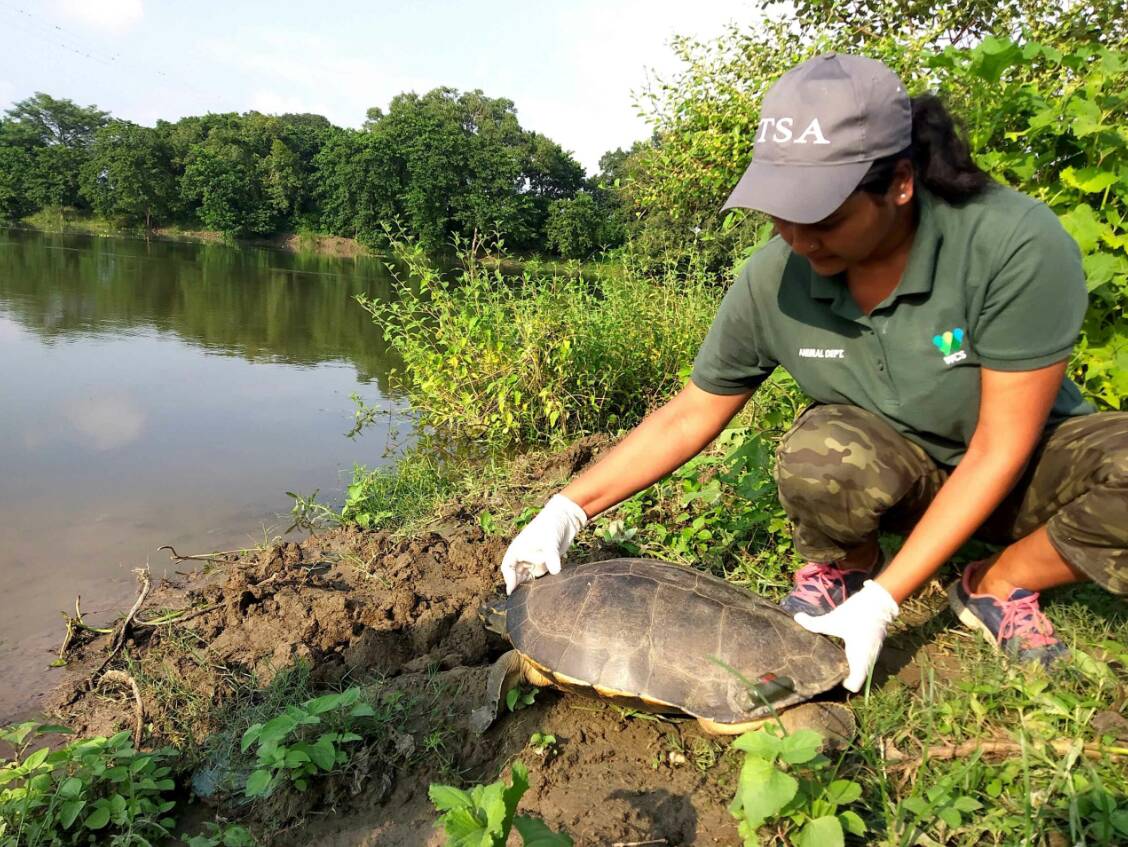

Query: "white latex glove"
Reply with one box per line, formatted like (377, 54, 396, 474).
(794, 580, 899, 693)
(500, 494, 588, 595)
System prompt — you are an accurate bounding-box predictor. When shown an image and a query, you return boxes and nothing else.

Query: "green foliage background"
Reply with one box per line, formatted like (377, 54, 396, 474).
(613, 0, 1127, 412)
(0, 90, 606, 254)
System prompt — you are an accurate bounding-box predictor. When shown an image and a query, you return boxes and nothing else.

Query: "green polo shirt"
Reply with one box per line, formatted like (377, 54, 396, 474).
(691, 185, 1093, 465)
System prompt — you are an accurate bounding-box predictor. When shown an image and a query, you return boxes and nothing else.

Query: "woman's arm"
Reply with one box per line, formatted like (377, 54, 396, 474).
(875, 360, 1069, 602)
(562, 381, 754, 518)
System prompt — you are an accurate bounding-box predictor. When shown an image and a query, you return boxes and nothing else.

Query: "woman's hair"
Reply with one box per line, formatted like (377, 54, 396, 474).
(856, 94, 991, 204)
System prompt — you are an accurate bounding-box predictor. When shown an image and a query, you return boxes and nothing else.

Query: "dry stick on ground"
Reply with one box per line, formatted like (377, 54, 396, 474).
(158, 544, 246, 564)
(56, 595, 114, 663)
(90, 568, 152, 682)
(883, 739, 1128, 769)
(99, 670, 145, 747)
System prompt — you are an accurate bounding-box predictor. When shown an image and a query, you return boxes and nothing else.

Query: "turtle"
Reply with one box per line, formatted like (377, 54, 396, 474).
(471, 557, 854, 741)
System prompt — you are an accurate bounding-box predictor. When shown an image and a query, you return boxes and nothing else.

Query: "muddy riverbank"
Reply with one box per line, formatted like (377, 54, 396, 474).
(43, 435, 744, 844)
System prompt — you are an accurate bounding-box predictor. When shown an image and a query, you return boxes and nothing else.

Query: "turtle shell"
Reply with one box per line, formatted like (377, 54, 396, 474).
(505, 558, 848, 723)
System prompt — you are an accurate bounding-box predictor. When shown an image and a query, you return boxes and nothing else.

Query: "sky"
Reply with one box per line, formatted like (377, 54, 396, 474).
(0, 0, 764, 174)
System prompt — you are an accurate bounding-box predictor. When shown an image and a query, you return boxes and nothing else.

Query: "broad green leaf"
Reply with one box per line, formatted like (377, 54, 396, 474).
(59, 799, 85, 829)
(309, 737, 337, 771)
(1068, 97, 1105, 137)
(440, 807, 488, 844)
(258, 714, 299, 745)
(735, 757, 797, 828)
(825, 779, 862, 806)
(1111, 809, 1128, 835)
(1081, 252, 1126, 292)
(514, 815, 573, 846)
(305, 693, 343, 714)
(732, 729, 782, 759)
(429, 783, 474, 813)
(33, 724, 73, 736)
(59, 776, 84, 798)
(349, 703, 376, 718)
(901, 796, 929, 817)
(22, 747, 50, 770)
(797, 815, 844, 847)
(244, 769, 274, 797)
(0, 721, 40, 745)
(285, 749, 312, 768)
(778, 729, 822, 764)
(1060, 204, 1107, 253)
(973, 37, 1021, 83)
(839, 810, 866, 835)
(85, 805, 111, 830)
(1062, 166, 1118, 195)
(130, 755, 153, 773)
(240, 724, 263, 752)
(938, 806, 963, 828)
(953, 796, 983, 812)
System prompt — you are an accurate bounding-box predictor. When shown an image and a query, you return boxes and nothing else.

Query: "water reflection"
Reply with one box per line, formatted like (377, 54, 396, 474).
(0, 228, 411, 721)
(0, 229, 401, 385)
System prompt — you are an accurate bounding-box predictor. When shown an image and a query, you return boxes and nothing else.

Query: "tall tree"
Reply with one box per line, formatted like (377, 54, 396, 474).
(80, 121, 176, 228)
(4, 92, 109, 149)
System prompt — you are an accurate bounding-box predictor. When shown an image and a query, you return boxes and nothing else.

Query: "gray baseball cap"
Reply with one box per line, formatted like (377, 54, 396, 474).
(723, 52, 911, 224)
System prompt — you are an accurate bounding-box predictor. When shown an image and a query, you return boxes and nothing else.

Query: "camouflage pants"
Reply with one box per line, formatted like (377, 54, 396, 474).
(773, 405, 1128, 595)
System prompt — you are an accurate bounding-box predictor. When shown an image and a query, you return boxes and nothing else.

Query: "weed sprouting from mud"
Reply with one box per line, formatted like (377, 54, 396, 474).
(429, 761, 573, 846)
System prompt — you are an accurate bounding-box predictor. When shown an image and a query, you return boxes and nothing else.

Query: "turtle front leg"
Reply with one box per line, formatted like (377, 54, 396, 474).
(469, 650, 527, 734)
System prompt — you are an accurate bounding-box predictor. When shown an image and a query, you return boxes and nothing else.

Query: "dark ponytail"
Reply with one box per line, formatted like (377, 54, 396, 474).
(857, 94, 992, 204)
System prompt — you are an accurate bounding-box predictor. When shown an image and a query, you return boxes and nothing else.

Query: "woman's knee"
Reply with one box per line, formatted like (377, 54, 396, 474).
(774, 404, 933, 519)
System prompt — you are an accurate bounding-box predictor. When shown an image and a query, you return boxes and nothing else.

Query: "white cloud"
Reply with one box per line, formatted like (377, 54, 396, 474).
(250, 89, 314, 116)
(65, 392, 146, 451)
(56, 0, 143, 34)
(204, 31, 434, 127)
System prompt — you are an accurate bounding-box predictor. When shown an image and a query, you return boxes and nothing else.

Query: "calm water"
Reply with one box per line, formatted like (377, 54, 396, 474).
(0, 229, 412, 719)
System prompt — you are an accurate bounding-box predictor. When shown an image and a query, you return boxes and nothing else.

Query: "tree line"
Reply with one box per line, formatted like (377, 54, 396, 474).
(0, 89, 630, 258)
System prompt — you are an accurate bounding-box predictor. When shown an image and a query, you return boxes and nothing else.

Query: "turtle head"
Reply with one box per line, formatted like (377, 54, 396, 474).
(478, 594, 509, 637)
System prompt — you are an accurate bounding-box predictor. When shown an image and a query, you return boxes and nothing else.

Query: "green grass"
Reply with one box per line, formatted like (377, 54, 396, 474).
(20, 207, 125, 236)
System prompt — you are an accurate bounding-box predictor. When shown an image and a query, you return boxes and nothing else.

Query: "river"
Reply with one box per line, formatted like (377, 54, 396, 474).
(0, 228, 411, 720)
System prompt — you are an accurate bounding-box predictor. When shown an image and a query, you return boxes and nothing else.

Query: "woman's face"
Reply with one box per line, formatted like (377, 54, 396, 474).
(771, 164, 915, 276)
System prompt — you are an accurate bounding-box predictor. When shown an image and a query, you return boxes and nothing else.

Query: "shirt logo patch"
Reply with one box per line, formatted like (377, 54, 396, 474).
(798, 347, 845, 359)
(932, 328, 967, 365)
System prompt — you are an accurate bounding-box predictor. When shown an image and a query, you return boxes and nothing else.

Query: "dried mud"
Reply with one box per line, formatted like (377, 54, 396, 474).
(43, 435, 745, 844)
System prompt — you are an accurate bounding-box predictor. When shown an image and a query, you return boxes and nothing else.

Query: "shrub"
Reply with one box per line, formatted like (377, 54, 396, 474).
(0, 722, 178, 847)
(360, 236, 719, 448)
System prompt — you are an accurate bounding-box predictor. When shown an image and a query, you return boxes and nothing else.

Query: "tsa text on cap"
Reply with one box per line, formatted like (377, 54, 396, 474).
(756, 117, 831, 145)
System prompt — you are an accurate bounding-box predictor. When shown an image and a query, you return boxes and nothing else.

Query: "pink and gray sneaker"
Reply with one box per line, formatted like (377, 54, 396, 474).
(947, 561, 1069, 668)
(779, 560, 876, 617)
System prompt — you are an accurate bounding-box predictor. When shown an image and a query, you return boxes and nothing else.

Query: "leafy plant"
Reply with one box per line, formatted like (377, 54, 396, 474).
(184, 821, 258, 847)
(429, 761, 572, 846)
(899, 769, 985, 837)
(930, 37, 1128, 410)
(528, 732, 557, 757)
(506, 685, 538, 713)
(359, 233, 718, 449)
(0, 722, 177, 847)
(239, 687, 375, 797)
(728, 726, 865, 847)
